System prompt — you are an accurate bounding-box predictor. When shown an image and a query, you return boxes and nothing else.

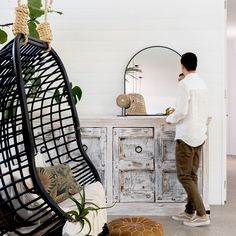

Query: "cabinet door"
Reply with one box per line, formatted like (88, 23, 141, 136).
(113, 128, 155, 202)
(156, 124, 202, 202)
(80, 128, 107, 192)
(156, 125, 186, 202)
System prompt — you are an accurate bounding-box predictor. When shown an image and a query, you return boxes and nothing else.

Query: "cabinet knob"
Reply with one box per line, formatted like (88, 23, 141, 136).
(135, 146, 142, 153)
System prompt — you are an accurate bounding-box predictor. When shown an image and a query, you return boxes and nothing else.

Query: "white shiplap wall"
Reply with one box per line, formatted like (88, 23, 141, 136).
(1, 0, 227, 204)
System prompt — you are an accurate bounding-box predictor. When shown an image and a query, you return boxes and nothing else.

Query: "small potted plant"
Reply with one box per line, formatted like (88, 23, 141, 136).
(63, 187, 114, 236)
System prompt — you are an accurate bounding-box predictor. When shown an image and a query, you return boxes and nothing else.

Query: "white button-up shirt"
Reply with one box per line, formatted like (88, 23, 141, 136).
(166, 72, 208, 147)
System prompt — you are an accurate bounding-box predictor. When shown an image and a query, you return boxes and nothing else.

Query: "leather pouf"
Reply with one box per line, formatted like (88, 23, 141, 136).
(108, 217, 164, 236)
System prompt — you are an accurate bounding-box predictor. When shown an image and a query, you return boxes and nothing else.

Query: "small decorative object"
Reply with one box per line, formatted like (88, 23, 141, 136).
(116, 94, 131, 109)
(116, 93, 147, 116)
(116, 94, 131, 116)
(126, 93, 146, 115)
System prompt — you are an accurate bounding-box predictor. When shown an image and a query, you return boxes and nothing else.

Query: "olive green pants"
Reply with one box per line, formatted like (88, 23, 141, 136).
(175, 139, 206, 216)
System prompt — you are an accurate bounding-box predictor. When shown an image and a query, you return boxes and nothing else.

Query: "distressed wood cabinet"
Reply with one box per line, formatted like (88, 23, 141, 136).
(80, 116, 209, 215)
(80, 128, 107, 193)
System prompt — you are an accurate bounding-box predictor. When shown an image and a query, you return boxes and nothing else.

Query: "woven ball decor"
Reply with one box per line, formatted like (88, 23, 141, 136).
(108, 217, 164, 236)
(116, 94, 131, 109)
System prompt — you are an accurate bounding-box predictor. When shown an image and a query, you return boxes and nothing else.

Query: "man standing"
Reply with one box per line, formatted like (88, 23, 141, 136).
(166, 52, 210, 227)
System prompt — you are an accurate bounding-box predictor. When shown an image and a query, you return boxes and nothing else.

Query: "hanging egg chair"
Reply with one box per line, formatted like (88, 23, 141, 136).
(0, 2, 107, 236)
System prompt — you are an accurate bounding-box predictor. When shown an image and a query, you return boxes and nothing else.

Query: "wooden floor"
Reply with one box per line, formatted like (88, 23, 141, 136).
(108, 156, 236, 236)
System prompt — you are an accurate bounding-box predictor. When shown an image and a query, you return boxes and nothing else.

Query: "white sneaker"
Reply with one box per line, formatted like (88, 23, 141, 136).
(183, 214, 210, 227)
(172, 212, 195, 221)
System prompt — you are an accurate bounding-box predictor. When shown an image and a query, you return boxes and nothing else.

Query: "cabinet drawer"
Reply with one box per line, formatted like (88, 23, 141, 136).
(113, 127, 154, 159)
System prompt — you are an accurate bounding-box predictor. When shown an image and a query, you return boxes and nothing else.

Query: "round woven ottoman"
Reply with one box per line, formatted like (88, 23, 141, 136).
(108, 217, 164, 236)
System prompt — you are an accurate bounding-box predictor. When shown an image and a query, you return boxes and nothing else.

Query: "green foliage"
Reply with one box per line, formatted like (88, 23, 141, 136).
(23, 66, 43, 97)
(3, 102, 17, 120)
(28, 0, 44, 19)
(72, 84, 83, 104)
(0, 29, 7, 44)
(54, 89, 61, 104)
(53, 83, 82, 105)
(28, 21, 39, 39)
(65, 187, 115, 235)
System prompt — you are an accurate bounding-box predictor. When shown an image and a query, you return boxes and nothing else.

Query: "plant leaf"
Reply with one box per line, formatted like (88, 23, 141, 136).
(31, 77, 42, 95)
(72, 85, 82, 104)
(23, 66, 35, 82)
(79, 220, 85, 233)
(28, 0, 42, 9)
(79, 208, 89, 218)
(80, 187, 86, 208)
(28, 21, 39, 39)
(65, 210, 80, 221)
(28, 0, 44, 19)
(4, 110, 9, 120)
(0, 29, 8, 44)
(70, 196, 83, 214)
(53, 89, 61, 104)
(86, 201, 117, 210)
(85, 202, 100, 210)
(85, 206, 99, 213)
(83, 217, 92, 235)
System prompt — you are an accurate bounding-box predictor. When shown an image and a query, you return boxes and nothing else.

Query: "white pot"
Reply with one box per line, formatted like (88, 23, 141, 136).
(62, 221, 90, 236)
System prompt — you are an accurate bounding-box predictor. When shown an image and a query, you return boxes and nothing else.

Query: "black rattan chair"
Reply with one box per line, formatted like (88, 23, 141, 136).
(0, 34, 105, 236)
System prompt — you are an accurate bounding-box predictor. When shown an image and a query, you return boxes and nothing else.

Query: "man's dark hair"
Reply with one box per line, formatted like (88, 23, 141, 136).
(181, 52, 197, 71)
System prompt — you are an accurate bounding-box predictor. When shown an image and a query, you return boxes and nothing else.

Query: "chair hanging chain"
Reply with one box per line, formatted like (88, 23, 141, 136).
(37, 0, 53, 51)
(12, 0, 29, 44)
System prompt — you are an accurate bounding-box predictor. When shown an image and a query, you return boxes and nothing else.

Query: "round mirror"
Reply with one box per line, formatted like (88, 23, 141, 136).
(124, 46, 181, 115)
